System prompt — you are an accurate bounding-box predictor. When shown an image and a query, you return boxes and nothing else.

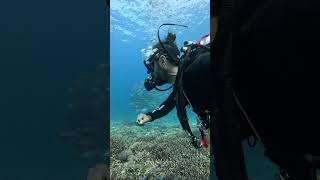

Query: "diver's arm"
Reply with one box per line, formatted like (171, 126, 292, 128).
(175, 95, 193, 136)
(146, 92, 175, 121)
(175, 92, 202, 148)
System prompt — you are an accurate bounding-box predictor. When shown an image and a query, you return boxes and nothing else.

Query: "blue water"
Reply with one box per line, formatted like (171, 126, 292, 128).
(0, 0, 107, 179)
(110, 0, 278, 179)
(0, 0, 279, 178)
(110, 0, 210, 120)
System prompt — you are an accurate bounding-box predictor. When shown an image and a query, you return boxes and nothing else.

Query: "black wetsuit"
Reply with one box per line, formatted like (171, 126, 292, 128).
(146, 49, 214, 129)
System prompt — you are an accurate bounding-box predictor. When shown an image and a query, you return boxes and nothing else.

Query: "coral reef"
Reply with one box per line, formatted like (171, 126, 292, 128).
(110, 121, 210, 179)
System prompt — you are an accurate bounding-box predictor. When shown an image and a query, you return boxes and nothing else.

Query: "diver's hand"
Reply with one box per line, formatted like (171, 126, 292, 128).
(136, 113, 152, 126)
(191, 136, 202, 149)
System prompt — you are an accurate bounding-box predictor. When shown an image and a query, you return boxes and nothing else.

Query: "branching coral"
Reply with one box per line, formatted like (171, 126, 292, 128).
(110, 124, 210, 179)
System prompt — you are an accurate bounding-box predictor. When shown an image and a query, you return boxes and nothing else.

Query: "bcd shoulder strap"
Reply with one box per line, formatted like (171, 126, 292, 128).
(174, 46, 195, 137)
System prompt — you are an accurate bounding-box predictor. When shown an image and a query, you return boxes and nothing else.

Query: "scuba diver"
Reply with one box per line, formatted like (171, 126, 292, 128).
(136, 23, 213, 149)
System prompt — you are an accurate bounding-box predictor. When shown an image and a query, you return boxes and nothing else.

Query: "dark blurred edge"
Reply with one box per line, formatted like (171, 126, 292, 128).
(105, 0, 110, 178)
(210, 0, 253, 179)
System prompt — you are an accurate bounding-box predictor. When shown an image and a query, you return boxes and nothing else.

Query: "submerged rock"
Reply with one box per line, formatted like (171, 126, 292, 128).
(118, 150, 133, 162)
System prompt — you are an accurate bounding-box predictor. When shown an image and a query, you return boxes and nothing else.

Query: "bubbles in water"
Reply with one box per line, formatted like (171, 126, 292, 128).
(110, 0, 210, 40)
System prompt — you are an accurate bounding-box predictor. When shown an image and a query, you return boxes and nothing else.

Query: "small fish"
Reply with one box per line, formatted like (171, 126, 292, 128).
(128, 82, 171, 113)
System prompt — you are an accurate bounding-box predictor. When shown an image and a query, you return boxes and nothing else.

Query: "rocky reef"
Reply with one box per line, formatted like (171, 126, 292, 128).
(110, 120, 210, 179)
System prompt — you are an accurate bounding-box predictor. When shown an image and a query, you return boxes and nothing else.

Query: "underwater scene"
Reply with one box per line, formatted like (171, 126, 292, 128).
(110, 0, 211, 179)
(110, 0, 282, 180)
(0, 0, 107, 179)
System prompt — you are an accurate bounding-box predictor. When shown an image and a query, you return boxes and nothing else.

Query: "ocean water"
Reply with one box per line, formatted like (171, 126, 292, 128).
(110, 0, 210, 120)
(0, 0, 290, 179)
(110, 0, 278, 179)
(110, 1, 211, 179)
(0, 0, 107, 179)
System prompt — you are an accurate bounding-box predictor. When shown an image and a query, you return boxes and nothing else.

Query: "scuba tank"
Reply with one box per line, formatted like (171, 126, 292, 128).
(180, 33, 210, 54)
(196, 34, 210, 46)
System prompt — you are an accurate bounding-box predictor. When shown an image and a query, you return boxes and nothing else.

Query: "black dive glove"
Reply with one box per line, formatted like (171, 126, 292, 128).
(191, 136, 202, 149)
